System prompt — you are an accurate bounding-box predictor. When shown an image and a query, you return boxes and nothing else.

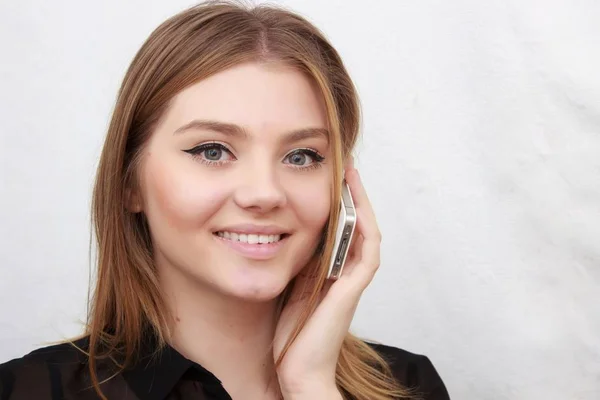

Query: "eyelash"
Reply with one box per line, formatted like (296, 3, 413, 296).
(183, 142, 325, 171)
(183, 142, 233, 168)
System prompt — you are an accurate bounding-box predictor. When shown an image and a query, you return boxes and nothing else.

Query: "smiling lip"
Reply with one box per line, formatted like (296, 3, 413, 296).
(213, 224, 289, 236)
(212, 224, 290, 260)
(213, 233, 288, 260)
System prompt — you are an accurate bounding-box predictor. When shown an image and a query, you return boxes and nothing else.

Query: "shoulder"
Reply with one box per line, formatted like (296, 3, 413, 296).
(1, 337, 89, 369)
(366, 341, 451, 400)
(0, 338, 89, 399)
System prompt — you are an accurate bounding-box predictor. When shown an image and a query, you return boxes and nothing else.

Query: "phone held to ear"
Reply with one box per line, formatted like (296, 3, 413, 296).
(326, 180, 357, 280)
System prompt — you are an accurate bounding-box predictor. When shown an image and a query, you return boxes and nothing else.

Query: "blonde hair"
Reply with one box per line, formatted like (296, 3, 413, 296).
(83, 1, 419, 399)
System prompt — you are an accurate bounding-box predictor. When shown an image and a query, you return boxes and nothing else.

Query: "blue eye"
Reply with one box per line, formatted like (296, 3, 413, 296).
(183, 142, 234, 165)
(203, 146, 223, 161)
(284, 148, 325, 170)
(288, 152, 308, 165)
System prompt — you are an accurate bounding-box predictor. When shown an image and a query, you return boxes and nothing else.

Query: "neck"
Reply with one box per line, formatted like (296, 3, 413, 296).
(158, 266, 283, 399)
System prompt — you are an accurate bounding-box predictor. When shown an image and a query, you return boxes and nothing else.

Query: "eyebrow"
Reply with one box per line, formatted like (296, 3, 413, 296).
(174, 119, 329, 144)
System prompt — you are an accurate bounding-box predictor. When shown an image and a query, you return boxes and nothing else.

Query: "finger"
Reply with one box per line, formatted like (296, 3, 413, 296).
(347, 232, 364, 263)
(342, 171, 382, 287)
(354, 225, 381, 283)
(341, 233, 363, 276)
(345, 212, 380, 286)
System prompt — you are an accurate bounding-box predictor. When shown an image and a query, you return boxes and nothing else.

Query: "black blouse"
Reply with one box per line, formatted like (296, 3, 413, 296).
(0, 336, 450, 399)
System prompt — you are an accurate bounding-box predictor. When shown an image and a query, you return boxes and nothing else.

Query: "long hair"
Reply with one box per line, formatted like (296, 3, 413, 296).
(84, 1, 417, 399)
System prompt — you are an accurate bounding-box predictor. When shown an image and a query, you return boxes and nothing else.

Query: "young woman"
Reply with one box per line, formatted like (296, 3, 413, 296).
(0, 2, 450, 399)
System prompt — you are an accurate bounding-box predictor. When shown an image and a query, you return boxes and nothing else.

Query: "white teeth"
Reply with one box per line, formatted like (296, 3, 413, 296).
(216, 231, 282, 244)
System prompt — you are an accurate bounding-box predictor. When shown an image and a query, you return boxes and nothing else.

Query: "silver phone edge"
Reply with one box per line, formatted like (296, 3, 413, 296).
(326, 181, 357, 280)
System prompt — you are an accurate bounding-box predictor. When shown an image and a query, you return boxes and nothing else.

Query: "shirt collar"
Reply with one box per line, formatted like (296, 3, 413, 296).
(121, 334, 195, 400)
(121, 330, 231, 400)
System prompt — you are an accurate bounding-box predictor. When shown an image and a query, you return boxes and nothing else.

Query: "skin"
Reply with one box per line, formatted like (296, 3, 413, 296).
(130, 62, 381, 399)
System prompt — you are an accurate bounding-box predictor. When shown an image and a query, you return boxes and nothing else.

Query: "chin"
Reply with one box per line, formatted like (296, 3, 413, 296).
(224, 271, 290, 302)
(221, 266, 291, 302)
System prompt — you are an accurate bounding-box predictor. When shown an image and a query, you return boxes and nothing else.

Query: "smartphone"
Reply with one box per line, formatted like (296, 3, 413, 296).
(326, 180, 357, 280)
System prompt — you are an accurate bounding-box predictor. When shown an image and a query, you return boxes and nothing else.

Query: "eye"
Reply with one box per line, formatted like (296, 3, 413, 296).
(183, 142, 235, 165)
(283, 148, 325, 170)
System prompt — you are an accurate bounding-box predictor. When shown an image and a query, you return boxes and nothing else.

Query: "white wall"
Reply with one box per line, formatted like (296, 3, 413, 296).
(1, 0, 599, 398)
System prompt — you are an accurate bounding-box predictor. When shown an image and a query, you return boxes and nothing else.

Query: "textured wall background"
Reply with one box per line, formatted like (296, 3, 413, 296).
(1, 1, 598, 398)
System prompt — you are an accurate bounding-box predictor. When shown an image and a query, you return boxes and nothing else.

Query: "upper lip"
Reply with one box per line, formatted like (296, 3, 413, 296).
(214, 224, 290, 235)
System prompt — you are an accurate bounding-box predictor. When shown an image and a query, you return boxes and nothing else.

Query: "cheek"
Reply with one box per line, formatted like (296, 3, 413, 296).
(142, 156, 225, 229)
(288, 178, 331, 231)
(285, 179, 331, 277)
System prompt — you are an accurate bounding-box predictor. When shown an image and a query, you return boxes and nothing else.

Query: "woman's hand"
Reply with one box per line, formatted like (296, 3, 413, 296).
(273, 162, 382, 399)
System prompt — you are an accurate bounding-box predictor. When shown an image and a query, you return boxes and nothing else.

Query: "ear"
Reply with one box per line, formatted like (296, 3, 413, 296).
(125, 187, 143, 213)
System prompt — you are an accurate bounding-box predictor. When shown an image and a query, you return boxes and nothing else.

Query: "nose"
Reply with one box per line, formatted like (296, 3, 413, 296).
(233, 162, 287, 213)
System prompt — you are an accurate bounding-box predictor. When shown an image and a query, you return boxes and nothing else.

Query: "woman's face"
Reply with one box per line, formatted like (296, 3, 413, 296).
(135, 62, 332, 301)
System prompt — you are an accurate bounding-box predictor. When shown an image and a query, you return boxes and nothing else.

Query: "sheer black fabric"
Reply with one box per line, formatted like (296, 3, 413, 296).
(0, 336, 450, 399)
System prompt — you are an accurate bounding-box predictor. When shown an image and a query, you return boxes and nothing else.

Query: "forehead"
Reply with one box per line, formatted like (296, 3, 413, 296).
(164, 62, 328, 137)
